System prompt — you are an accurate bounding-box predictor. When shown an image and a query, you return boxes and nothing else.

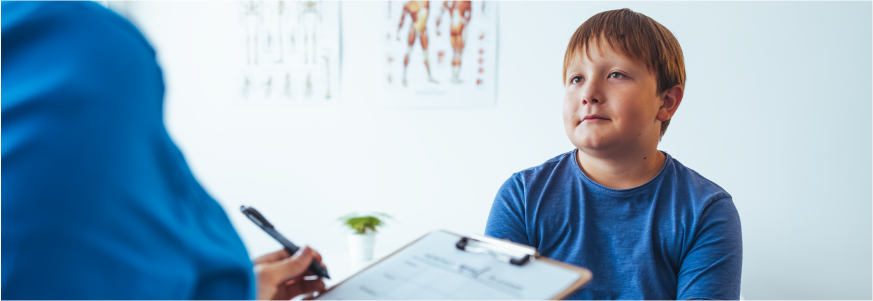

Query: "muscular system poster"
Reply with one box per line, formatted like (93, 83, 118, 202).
(383, 1, 497, 108)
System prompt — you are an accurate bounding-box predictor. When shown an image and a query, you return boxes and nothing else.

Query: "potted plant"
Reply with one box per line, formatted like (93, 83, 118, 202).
(338, 212, 392, 261)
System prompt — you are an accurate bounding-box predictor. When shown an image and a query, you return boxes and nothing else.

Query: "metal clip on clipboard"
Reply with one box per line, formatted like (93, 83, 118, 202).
(455, 234, 539, 266)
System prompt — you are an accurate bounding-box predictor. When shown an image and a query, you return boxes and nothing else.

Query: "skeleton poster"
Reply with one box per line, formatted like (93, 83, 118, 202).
(383, 1, 497, 108)
(239, 1, 340, 104)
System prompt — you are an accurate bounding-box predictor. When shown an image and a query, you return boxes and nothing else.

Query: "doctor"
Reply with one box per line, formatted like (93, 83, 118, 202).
(2, 2, 325, 299)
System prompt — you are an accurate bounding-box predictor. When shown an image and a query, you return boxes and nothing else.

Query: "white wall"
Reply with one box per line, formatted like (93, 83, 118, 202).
(124, 1, 871, 299)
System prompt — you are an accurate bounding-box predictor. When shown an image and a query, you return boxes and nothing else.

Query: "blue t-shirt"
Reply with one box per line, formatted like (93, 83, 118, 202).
(2, 2, 255, 299)
(485, 150, 742, 300)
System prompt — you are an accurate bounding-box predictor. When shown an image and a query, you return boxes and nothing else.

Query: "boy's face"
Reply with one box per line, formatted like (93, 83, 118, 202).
(563, 41, 665, 156)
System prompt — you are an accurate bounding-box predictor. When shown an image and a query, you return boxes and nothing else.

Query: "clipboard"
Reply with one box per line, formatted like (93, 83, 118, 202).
(316, 230, 592, 300)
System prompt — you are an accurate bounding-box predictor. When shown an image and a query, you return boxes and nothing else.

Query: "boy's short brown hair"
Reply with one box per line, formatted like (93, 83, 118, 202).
(563, 8, 685, 137)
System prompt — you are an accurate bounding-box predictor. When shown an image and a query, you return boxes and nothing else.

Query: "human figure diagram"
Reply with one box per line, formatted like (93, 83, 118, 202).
(396, 1, 474, 87)
(397, 1, 439, 86)
(436, 1, 471, 84)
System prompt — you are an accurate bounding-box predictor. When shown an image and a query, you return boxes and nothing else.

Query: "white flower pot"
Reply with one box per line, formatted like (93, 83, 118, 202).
(347, 232, 376, 262)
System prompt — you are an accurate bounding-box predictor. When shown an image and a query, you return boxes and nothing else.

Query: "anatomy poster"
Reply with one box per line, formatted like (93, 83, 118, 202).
(383, 1, 497, 108)
(238, 1, 340, 104)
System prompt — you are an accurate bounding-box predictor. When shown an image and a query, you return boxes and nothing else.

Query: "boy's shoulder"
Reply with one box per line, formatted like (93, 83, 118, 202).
(664, 153, 730, 198)
(667, 154, 733, 204)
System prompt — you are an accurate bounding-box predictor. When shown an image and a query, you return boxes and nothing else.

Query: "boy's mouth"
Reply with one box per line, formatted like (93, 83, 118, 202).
(581, 114, 609, 123)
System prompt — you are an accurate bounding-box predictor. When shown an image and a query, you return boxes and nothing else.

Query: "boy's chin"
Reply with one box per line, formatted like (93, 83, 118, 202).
(570, 135, 617, 152)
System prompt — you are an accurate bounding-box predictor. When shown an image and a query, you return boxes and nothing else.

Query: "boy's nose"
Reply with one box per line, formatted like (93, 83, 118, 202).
(579, 79, 603, 105)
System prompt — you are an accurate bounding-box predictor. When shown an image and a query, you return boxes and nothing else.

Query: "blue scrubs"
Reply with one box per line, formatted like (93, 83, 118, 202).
(2, 2, 255, 299)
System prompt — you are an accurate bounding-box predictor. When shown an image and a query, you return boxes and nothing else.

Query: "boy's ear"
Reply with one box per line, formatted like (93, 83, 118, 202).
(657, 85, 684, 122)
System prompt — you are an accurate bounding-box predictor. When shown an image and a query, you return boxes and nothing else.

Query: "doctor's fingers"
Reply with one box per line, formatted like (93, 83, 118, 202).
(254, 246, 323, 266)
(253, 248, 291, 265)
(282, 278, 326, 299)
(258, 246, 325, 284)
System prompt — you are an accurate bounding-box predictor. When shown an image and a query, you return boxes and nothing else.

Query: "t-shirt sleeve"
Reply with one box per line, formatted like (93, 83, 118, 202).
(484, 173, 531, 246)
(677, 197, 743, 300)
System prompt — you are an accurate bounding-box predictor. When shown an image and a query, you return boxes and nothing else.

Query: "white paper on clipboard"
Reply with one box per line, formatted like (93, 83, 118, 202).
(316, 230, 591, 300)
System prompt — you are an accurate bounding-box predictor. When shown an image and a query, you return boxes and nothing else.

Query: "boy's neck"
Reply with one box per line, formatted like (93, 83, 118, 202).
(575, 148, 666, 190)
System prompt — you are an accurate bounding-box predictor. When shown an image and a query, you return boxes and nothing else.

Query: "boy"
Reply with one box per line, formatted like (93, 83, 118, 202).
(485, 9, 742, 300)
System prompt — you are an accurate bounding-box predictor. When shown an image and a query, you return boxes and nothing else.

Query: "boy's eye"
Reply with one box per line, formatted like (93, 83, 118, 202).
(608, 72, 626, 79)
(571, 76, 583, 84)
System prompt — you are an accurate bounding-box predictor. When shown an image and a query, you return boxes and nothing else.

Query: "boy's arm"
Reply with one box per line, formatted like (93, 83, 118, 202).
(677, 197, 743, 300)
(484, 173, 531, 246)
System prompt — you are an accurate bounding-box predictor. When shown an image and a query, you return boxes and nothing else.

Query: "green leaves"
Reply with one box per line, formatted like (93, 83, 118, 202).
(337, 212, 394, 235)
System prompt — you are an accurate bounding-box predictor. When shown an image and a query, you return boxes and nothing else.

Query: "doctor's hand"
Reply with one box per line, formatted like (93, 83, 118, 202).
(253, 246, 327, 300)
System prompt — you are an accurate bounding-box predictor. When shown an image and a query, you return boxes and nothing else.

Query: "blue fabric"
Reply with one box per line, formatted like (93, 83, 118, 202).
(485, 150, 742, 300)
(2, 2, 255, 299)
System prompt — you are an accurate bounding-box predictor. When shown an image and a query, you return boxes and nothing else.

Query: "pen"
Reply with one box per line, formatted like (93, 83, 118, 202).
(240, 205, 331, 279)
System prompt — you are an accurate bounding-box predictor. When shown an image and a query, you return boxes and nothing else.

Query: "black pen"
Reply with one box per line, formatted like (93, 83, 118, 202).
(240, 205, 330, 279)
